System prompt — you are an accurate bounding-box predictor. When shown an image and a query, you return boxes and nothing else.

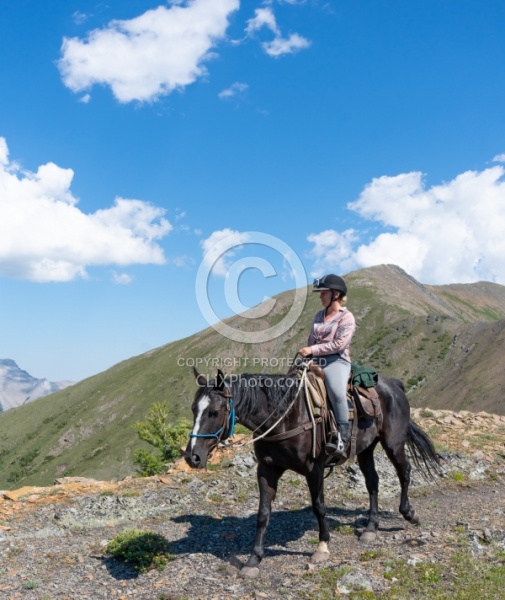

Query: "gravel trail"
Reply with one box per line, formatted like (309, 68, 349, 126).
(1, 411, 504, 599)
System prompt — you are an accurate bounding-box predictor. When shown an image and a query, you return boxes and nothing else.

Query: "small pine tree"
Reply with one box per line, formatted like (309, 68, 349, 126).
(133, 402, 190, 476)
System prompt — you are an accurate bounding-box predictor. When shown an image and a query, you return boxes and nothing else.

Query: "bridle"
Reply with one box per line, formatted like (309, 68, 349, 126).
(188, 384, 236, 444)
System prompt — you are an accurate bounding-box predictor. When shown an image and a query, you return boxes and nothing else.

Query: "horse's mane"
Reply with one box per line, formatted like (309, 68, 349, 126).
(229, 373, 299, 421)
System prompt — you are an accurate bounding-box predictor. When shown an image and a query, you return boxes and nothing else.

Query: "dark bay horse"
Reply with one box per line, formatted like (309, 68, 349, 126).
(184, 367, 441, 578)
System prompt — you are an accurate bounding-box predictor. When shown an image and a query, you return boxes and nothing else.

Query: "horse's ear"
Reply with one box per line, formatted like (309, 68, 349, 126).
(193, 367, 208, 387)
(217, 369, 226, 390)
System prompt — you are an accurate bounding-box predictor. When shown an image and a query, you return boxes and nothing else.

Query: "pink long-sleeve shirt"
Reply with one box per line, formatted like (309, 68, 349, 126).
(307, 307, 356, 363)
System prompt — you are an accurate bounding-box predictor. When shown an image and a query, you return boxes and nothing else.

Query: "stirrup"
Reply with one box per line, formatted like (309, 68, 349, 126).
(325, 432, 345, 456)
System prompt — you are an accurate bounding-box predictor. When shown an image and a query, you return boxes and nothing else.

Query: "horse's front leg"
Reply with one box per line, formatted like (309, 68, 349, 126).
(306, 461, 331, 563)
(240, 462, 285, 579)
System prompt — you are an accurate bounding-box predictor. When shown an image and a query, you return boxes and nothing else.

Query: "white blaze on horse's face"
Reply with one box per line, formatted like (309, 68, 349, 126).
(190, 394, 211, 451)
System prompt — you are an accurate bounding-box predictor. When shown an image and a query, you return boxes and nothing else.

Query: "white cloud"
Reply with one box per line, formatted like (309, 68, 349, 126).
(112, 272, 134, 284)
(0, 137, 10, 165)
(493, 153, 505, 163)
(263, 32, 311, 57)
(246, 7, 280, 36)
(170, 255, 194, 268)
(59, 0, 239, 103)
(245, 6, 310, 57)
(72, 11, 89, 26)
(218, 81, 249, 99)
(307, 165, 505, 285)
(307, 229, 358, 277)
(0, 137, 172, 282)
(201, 228, 250, 276)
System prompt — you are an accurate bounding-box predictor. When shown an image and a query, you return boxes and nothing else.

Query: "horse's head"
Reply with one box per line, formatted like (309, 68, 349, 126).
(184, 368, 235, 469)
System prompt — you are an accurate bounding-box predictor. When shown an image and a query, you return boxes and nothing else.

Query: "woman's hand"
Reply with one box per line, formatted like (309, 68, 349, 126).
(299, 346, 312, 358)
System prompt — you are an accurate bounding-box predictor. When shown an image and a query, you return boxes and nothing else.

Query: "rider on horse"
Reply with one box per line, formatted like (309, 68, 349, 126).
(299, 274, 356, 457)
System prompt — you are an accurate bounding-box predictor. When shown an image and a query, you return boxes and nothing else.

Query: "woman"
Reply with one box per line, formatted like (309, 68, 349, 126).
(299, 274, 356, 457)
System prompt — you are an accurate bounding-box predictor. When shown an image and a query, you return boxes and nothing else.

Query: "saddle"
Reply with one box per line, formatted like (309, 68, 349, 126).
(296, 361, 383, 464)
(345, 367, 383, 462)
(286, 361, 383, 467)
(348, 380, 382, 424)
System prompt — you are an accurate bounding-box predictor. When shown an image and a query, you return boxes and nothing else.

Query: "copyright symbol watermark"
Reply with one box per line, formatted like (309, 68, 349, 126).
(196, 231, 307, 343)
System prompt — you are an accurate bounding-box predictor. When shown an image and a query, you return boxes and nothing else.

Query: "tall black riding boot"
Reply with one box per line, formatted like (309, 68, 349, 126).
(325, 422, 349, 457)
(339, 422, 349, 448)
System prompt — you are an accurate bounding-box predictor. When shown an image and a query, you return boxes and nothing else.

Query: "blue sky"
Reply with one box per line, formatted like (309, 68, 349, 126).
(1, 0, 505, 382)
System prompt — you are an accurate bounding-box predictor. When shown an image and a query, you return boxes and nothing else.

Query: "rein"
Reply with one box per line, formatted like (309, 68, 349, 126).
(235, 367, 308, 448)
(190, 362, 318, 450)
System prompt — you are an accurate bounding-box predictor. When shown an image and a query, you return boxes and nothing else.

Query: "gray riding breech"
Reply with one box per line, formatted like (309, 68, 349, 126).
(316, 354, 350, 425)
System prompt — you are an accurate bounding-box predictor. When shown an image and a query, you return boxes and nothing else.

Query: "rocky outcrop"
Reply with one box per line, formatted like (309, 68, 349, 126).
(0, 410, 504, 600)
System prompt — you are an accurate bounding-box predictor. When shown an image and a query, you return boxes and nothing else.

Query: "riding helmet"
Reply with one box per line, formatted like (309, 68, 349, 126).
(312, 274, 347, 295)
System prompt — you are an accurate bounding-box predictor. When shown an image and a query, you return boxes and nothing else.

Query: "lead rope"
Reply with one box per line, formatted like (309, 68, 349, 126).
(303, 370, 318, 458)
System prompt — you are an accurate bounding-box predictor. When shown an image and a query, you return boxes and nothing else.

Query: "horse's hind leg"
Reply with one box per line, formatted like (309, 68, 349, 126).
(240, 462, 284, 578)
(306, 463, 331, 563)
(380, 435, 419, 526)
(357, 440, 381, 543)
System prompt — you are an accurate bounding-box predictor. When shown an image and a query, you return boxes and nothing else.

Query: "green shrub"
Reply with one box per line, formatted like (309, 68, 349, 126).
(133, 403, 191, 476)
(420, 409, 436, 419)
(106, 529, 174, 573)
(333, 524, 354, 535)
(19, 448, 40, 467)
(133, 448, 166, 477)
(23, 580, 38, 590)
(7, 466, 29, 483)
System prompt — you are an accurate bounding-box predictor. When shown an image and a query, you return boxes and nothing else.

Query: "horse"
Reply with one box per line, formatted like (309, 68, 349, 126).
(184, 366, 441, 578)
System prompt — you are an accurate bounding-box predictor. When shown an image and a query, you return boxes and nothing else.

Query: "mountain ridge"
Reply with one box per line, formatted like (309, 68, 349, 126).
(0, 358, 73, 412)
(0, 264, 504, 488)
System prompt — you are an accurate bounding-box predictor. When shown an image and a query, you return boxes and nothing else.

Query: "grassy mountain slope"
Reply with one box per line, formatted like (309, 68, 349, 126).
(1, 264, 504, 489)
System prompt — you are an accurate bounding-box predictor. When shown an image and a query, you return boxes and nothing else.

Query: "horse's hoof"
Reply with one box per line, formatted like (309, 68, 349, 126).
(359, 531, 377, 544)
(311, 550, 330, 563)
(239, 566, 260, 579)
(409, 511, 420, 526)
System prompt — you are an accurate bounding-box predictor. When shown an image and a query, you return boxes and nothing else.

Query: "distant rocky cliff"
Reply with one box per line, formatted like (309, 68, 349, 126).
(0, 359, 73, 411)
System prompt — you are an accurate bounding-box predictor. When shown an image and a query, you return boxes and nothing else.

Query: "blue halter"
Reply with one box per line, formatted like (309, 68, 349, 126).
(189, 393, 236, 443)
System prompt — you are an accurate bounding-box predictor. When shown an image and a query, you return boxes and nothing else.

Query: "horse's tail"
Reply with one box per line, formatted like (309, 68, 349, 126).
(406, 419, 443, 481)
